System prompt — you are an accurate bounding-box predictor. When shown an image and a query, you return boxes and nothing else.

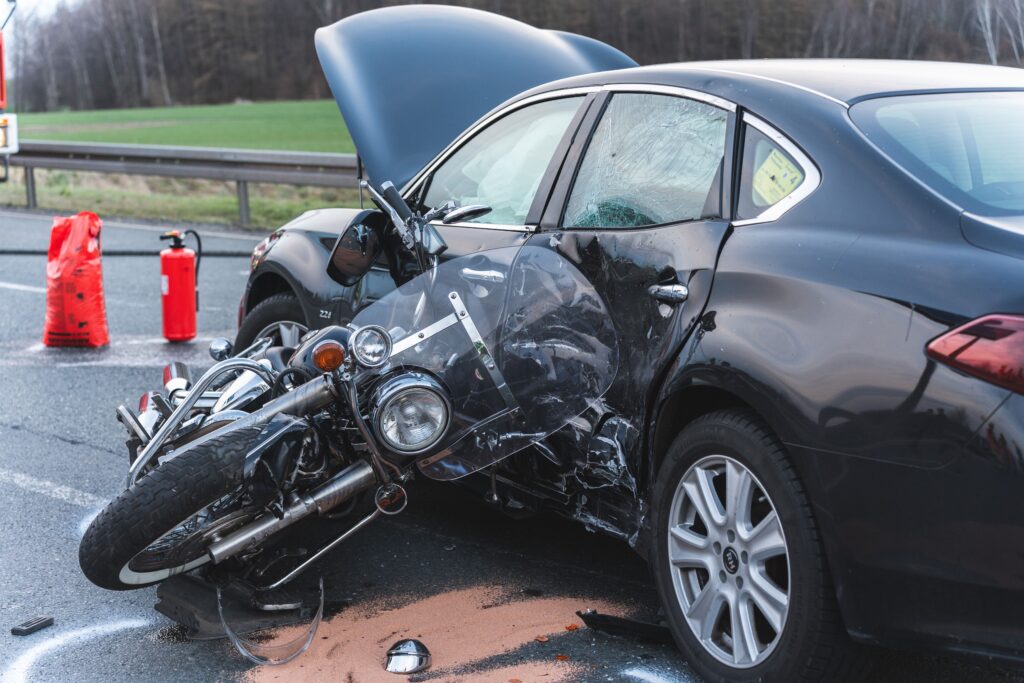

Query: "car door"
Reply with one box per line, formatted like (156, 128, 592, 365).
(350, 92, 596, 314)
(526, 87, 737, 517)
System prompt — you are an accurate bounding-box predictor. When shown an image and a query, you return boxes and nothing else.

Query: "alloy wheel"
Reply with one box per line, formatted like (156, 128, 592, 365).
(667, 454, 790, 668)
(255, 320, 308, 347)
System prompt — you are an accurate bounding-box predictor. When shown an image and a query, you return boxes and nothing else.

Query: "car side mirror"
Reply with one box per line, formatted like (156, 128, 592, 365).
(442, 204, 492, 224)
(327, 211, 386, 286)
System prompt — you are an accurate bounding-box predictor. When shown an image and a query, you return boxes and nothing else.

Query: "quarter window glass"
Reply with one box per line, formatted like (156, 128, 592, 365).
(423, 97, 582, 225)
(563, 93, 728, 229)
(736, 126, 806, 220)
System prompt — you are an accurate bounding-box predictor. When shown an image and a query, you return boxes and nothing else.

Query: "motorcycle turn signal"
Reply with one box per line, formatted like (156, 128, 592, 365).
(312, 340, 345, 372)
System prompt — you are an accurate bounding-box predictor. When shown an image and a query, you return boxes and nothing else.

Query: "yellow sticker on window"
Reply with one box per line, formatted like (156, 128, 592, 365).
(752, 148, 804, 207)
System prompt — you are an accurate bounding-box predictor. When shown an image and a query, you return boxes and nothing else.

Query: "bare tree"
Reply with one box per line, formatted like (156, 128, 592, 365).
(975, 0, 1000, 63)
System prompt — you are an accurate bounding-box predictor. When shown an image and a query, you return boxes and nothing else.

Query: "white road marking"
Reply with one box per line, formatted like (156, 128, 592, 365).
(622, 667, 689, 683)
(0, 280, 46, 294)
(0, 467, 105, 508)
(0, 209, 263, 241)
(2, 619, 151, 683)
(0, 334, 230, 367)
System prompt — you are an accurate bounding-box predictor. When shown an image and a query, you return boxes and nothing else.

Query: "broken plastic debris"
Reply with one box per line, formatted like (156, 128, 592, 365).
(11, 616, 54, 636)
(217, 577, 324, 665)
(534, 634, 549, 643)
(385, 638, 431, 674)
(576, 609, 673, 644)
(564, 623, 579, 631)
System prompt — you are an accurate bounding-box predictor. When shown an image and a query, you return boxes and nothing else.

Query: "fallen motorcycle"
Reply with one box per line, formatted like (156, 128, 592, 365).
(78, 181, 619, 659)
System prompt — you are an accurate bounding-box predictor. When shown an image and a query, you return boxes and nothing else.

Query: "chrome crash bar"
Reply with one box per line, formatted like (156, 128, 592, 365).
(125, 357, 276, 488)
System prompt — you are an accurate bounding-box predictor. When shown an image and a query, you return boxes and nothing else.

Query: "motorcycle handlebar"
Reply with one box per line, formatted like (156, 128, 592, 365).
(380, 181, 414, 224)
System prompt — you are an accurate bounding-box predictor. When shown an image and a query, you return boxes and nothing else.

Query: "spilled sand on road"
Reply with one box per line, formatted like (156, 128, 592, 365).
(247, 585, 628, 682)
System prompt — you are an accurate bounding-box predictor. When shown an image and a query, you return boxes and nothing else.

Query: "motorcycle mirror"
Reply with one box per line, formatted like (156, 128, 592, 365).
(209, 337, 233, 361)
(327, 213, 386, 287)
(442, 204, 491, 225)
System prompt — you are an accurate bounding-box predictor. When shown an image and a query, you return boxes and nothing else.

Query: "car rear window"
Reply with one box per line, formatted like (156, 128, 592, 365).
(851, 92, 1024, 216)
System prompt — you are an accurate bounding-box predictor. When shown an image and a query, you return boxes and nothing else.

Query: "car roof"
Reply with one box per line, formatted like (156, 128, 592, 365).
(530, 59, 1024, 108)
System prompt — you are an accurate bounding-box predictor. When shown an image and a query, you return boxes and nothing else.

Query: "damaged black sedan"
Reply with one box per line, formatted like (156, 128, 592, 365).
(92, 5, 1024, 682)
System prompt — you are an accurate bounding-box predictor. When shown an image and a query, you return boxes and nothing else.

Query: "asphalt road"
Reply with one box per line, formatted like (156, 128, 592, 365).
(0, 209, 1021, 682)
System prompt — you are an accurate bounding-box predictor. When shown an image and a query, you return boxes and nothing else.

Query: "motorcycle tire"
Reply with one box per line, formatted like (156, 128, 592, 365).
(651, 409, 875, 682)
(79, 423, 263, 591)
(234, 293, 307, 350)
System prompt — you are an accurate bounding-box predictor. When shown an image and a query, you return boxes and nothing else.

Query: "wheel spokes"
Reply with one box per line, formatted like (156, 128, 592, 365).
(684, 466, 726, 530)
(745, 510, 786, 561)
(669, 525, 714, 569)
(687, 582, 727, 639)
(731, 595, 761, 666)
(747, 567, 789, 633)
(724, 460, 755, 530)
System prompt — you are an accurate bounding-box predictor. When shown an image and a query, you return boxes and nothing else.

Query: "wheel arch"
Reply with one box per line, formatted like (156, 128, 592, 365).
(246, 269, 296, 314)
(649, 383, 760, 484)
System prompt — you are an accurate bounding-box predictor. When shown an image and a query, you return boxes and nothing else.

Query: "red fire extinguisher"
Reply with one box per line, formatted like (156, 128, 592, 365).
(159, 229, 202, 342)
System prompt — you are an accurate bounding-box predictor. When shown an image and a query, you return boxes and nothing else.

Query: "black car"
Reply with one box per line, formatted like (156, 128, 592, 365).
(235, 6, 1024, 681)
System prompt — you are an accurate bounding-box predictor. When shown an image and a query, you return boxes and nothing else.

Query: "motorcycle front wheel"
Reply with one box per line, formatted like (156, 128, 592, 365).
(79, 424, 264, 591)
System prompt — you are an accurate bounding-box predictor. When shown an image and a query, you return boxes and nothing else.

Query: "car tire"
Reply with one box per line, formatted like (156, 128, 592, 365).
(651, 409, 872, 682)
(235, 292, 308, 350)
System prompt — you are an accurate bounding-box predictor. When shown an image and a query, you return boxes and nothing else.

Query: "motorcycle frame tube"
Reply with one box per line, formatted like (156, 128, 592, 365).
(207, 459, 377, 563)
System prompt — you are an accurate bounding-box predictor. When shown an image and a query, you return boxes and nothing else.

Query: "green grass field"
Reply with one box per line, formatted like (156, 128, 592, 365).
(8, 101, 362, 228)
(19, 100, 356, 152)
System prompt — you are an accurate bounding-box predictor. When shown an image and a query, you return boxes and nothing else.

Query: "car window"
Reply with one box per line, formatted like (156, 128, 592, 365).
(562, 93, 728, 229)
(851, 92, 1024, 217)
(735, 125, 807, 221)
(423, 96, 583, 225)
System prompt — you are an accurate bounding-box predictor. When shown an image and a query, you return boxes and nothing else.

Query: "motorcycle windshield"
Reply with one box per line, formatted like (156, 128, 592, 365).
(351, 245, 618, 481)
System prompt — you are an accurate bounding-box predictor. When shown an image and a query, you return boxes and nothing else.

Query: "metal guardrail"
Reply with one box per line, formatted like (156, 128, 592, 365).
(10, 141, 360, 226)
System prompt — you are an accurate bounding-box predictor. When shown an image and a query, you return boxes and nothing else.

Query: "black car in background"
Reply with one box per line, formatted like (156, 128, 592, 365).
(235, 8, 1024, 680)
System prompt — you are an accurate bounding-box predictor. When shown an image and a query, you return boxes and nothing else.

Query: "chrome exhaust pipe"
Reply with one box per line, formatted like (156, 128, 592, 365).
(207, 459, 377, 564)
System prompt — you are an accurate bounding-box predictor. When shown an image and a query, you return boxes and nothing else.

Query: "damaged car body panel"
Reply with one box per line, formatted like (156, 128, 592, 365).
(233, 6, 1024, 665)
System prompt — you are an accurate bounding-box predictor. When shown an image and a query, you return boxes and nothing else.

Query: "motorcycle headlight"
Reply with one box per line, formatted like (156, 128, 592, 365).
(351, 325, 392, 367)
(372, 375, 450, 454)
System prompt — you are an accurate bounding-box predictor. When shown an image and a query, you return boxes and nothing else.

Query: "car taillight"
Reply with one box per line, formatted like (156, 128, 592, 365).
(926, 314, 1024, 394)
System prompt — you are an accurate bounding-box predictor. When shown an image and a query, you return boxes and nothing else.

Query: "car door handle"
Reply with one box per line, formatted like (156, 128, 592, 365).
(460, 267, 506, 284)
(647, 283, 689, 304)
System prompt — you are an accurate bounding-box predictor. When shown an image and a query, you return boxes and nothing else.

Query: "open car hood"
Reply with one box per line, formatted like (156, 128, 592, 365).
(315, 5, 636, 191)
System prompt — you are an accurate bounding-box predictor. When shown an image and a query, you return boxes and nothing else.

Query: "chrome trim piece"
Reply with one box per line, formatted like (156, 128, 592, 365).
(208, 337, 233, 361)
(460, 267, 507, 285)
(370, 373, 452, 455)
(126, 357, 277, 487)
(402, 87, 600, 194)
(211, 362, 272, 413)
(648, 283, 690, 304)
(405, 83, 741, 199)
(732, 113, 821, 226)
(385, 639, 432, 674)
(391, 312, 459, 356)
(430, 220, 535, 233)
(449, 291, 519, 411)
(604, 83, 736, 112)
